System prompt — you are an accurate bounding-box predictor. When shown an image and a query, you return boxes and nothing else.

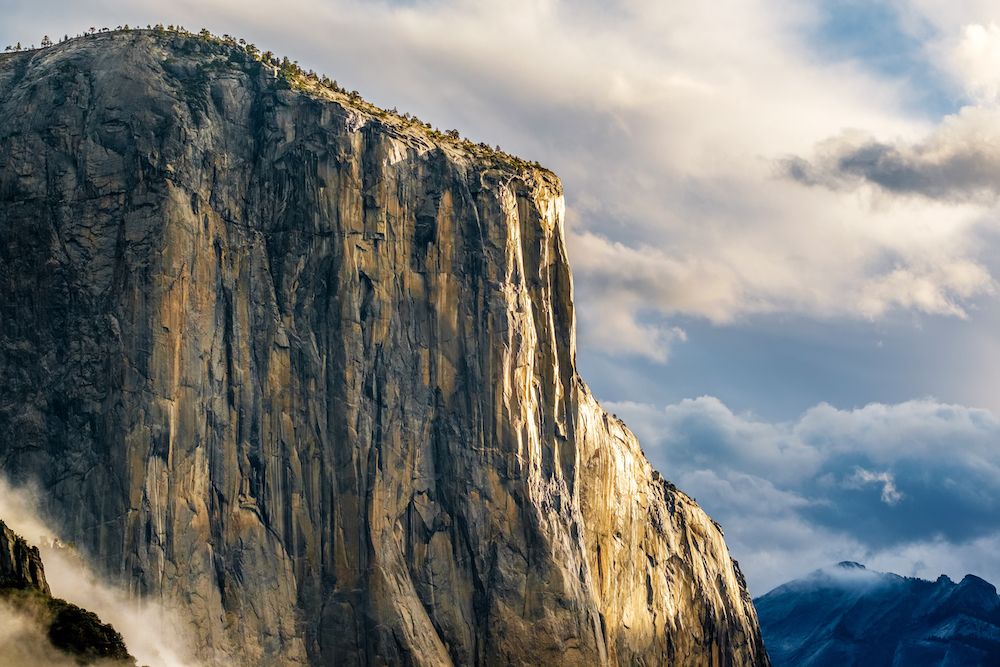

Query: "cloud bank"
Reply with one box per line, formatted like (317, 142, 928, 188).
(782, 106, 1000, 203)
(608, 396, 1000, 594)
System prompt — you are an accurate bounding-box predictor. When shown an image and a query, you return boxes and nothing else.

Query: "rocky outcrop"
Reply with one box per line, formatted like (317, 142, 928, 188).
(756, 562, 1000, 666)
(0, 30, 768, 666)
(0, 520, 136, 666)
(577, 388, 766, 665)
(0, 520, 49, 593)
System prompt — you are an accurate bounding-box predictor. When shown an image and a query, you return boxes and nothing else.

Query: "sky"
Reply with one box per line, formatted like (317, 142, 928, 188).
(3, 0, 1000, 596)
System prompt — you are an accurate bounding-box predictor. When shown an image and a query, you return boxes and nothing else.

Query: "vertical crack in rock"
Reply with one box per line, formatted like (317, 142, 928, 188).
(0, 31, 770, 666)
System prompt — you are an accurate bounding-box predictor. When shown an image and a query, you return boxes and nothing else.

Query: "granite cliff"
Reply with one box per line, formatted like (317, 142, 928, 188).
(0, 30, 769, 666)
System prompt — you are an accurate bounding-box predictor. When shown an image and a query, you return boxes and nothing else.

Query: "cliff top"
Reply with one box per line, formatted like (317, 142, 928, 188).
(1, 27, 560, 188)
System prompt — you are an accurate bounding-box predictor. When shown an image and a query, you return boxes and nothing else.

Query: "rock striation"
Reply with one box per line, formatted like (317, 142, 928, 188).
(0, 30, 769, 666)
(756, 562, 1000, 666)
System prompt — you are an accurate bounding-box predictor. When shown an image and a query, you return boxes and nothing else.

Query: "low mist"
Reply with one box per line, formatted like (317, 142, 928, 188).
(0, 477, 201, 667)
(0, 599, 84, 667)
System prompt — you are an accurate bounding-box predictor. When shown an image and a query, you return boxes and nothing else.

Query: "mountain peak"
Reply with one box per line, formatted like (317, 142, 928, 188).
(956, 573, 999, 601)
(835, 560, 866, 570)
(960, 573, 994, 587)
(757, 565, 1000, 666)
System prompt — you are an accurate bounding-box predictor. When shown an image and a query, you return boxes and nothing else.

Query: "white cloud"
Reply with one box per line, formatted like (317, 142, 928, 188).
(775, 12, 1000, 319)
(610, 396, 1000, 594)
(951, 22, 1000, 103)
(858, 257, 995, 317)
(850, 468, 904, 505)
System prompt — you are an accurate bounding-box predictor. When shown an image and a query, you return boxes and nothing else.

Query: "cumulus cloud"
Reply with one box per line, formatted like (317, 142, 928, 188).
(850, 468, 904, 505)
(945, 20, 1000, 104)
(781, 106, 1000, 203)
(782, 17, 1000, 207)
(610, 396, 1000, 593)
(0, 478, 200, 667)
(5, 0, 998, 361)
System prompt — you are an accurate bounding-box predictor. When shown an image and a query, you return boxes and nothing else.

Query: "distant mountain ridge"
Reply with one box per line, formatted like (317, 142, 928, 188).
(755, 561, 1000, 666)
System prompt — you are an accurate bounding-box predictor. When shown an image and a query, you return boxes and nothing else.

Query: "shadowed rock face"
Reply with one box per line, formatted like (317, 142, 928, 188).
(0, 31, 769, 666)
(0, 521, 49, 594)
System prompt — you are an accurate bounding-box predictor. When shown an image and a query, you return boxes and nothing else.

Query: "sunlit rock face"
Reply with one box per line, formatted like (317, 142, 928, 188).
(0, 30, 769, 666)
(756, 562, 1000, 666)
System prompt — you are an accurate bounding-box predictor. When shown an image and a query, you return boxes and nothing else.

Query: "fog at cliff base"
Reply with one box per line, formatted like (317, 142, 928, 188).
(0, 478, 201, 667)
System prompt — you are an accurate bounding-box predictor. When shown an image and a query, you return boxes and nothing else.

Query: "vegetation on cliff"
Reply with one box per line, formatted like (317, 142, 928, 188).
(0, 521, 135, 665)
(3, 24, 550, 175)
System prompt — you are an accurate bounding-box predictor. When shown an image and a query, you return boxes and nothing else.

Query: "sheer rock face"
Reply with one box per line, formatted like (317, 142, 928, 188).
(0, 520, 49, 594)
(0, 32, 769, 667)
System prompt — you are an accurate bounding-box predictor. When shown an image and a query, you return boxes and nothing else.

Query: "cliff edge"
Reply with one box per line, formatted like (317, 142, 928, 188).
(0, 30, 768, 666)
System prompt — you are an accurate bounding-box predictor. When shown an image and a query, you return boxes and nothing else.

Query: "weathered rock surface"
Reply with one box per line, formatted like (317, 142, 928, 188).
(0, 31, 769, 666)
